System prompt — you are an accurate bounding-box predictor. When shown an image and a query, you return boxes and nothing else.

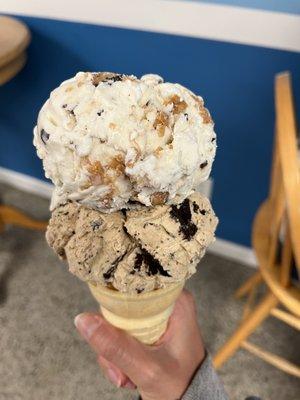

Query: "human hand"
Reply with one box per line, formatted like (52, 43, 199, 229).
(75, 290, 205, 400)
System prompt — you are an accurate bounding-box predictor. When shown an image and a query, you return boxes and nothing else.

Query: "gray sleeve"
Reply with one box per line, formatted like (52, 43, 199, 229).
(181, 354, 229, 400)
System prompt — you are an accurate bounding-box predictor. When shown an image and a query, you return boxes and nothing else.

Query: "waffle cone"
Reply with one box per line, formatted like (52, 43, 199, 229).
(88, 281, 185, 344)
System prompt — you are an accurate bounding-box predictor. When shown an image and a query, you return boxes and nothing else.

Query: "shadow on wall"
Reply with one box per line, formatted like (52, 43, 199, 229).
(0, 27, 89, 181)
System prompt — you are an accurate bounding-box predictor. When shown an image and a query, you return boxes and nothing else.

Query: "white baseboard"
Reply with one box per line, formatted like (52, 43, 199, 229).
(0, 166, 256, 267)
(0, 166, 53, 198)
(2, 0, 300, 52)
(209, 238, 257, 268)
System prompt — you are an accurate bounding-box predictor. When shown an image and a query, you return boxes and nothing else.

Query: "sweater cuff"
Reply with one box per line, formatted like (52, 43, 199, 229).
(181, 354, 228, 400)
(136, 354, 228, 400)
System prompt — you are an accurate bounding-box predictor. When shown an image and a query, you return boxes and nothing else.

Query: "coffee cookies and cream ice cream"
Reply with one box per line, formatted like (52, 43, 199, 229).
(34, 72, 216, 212)
(46, 192, 217, 294)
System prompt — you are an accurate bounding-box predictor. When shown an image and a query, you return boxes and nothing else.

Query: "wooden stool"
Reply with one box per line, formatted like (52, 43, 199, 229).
(0, 51, 27, 85)
(0, 16, 30, 84)
(0, 16, 47, 232)
(213, 73, 300, 378)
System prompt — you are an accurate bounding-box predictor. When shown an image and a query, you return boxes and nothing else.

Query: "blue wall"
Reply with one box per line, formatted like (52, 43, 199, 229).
(1, 16, 300, 246)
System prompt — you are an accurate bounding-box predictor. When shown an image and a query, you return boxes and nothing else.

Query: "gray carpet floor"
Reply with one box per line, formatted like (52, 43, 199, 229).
(0, 183, 299, 400)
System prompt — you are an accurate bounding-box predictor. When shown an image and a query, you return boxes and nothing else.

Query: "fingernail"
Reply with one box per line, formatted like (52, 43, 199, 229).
(74, 314, 100, 341)
(106, 368, 122, 387)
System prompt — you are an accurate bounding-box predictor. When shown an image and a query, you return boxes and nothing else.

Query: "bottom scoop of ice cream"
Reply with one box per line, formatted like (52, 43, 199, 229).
(46, 192, 218, 293)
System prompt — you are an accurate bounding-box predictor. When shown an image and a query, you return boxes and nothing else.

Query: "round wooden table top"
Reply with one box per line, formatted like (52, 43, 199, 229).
(0, 16, 31, 68)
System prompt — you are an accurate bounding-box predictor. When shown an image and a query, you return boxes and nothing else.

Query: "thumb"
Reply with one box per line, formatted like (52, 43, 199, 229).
(74, 313, 152, 385)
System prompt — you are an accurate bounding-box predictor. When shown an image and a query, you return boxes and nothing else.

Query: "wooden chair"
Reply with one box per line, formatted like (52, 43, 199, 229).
(0, 16, 47, 232)
(213, 72, 300, 378)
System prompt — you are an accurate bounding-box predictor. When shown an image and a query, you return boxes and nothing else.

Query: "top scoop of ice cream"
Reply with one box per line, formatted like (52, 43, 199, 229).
(34, 72, 216, 212)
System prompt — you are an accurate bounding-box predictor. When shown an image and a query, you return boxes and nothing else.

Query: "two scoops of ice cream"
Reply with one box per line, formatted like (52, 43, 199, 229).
(34, 72, 218, 343)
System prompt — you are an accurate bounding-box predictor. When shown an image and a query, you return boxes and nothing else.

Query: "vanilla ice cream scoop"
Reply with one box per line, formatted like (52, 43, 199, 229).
(34, 72, 216, 212)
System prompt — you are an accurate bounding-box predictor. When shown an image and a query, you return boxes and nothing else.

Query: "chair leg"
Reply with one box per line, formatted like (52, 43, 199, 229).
(235, 271, 262, 299)
(213, 292, 278, 369)
(0, 215, 4, 233)
(241, 340, 300, 378)
(242, 284, 258, 321)
(0, 205, 48, 231)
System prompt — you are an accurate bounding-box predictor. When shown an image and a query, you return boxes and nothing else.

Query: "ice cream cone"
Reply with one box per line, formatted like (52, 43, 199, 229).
(88, 281, 185, 345)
